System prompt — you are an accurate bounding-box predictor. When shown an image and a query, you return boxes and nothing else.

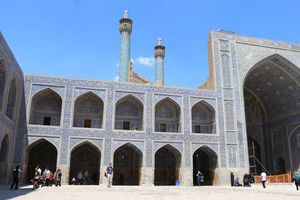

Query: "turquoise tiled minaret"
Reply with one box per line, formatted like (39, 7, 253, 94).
(119, 10, 132, 82)
(155, 38, 165, 86)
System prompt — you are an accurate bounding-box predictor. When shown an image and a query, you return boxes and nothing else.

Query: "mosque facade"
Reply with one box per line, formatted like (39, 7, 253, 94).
(1, 11, 300, 186)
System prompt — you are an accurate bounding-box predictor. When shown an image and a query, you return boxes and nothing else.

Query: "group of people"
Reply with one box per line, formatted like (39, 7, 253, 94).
(7, 163, 300, 191)
(33, 165, 62, 189)
(231, 172, 255, 187)
(71, 170, 90, 185)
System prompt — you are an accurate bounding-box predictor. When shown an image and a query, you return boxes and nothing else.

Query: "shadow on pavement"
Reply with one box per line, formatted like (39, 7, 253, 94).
(0, 185, 35, 200)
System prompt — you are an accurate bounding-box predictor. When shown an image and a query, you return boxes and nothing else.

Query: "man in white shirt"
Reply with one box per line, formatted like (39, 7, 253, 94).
(260, 172, 267, 188)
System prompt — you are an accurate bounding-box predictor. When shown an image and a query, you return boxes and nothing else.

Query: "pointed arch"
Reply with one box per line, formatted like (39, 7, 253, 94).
(155, 97, 181, 133)
(115, 94, 144, 130)
(69, 141, 101, 185)
(26, 138, 58, 183)
(191, 100, 216, 134)
(29, 88, 62, 126)
(6, 78, 17, 120)
(193, 145, 218, 185)
(113, 142, 143, 185)
(73, 92, 104, 128)
(0, 60, 6, 111)
(154, 144, 181, 185)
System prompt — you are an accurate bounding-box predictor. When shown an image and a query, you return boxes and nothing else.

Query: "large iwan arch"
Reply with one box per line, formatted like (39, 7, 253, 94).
(243, 54, 300, 174)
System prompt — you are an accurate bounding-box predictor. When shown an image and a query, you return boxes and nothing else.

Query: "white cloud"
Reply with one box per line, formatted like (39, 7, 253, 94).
(113, 76, 119, 82)
(133, 56, 155, 67)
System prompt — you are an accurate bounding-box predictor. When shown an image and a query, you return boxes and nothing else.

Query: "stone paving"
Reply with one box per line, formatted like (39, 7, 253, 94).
(0, 184, 300, 200)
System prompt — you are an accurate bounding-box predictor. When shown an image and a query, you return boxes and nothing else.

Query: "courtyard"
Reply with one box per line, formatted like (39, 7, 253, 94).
(0, 184, 300, 200)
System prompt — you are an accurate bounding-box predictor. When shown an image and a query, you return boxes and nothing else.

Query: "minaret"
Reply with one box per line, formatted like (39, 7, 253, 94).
(155, 38, 165, 86)
(119, 10, 132, 82)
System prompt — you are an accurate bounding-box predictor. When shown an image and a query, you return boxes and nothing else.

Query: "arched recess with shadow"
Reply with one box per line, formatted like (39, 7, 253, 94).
(6, 78, 17, 120)
(193, 146, 217, 185)
(247, 137, 262, 174)
(191, 101, 216, 134)
(26, 139, 57, 183)
(243, 54, 300, 174)
(0, 60, 6, 110)
(113, 143, 143, 185)
(155, 98, 181, 133)
(73, 92, 104, 128)
(0, 135, 9, 183)
(69, 142, 101, 185)
(154, 144, 181, 185)
(29, 89, 62, 126)
(115, 95, 144, 130)
(288, 126, 300, 172)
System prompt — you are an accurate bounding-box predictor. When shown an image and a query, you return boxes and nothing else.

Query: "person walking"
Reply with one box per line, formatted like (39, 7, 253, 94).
(196, 171, 203, 186)
(260, 171, 267, 188)
(293, 171, 300, 191)
(33, 166, 41, 189)
(230, 172, 234, 187)
(106, 163, 113, 188)
(54, 169, 62, 187)
(10, 165, 22, 190)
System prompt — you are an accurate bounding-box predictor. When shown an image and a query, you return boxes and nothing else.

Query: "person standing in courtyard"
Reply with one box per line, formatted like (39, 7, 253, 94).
(106, 163, 113, 188)
(260, 171, 267, 188)
(54, 169, 62, 187)
(292, 171, 300, 191)
(196, 171, 203, 186)
(10, 165, 22, 190)
(230, 172, 234, 187)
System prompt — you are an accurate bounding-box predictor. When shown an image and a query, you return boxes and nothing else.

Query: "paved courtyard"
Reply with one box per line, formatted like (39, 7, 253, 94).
(0, 184, 300, 200)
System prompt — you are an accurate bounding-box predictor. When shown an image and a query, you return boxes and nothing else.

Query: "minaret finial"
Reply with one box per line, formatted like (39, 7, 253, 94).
(157, 38, 163, 45)
(123, 10, 129, 18)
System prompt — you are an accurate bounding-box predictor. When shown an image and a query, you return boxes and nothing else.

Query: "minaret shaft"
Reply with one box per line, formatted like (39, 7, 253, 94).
(119, 11, 132, 83)
(155, 38, 165, 86)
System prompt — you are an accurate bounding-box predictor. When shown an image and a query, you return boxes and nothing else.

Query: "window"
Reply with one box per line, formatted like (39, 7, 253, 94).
(43, 117, 51, 126)
(160, 123, 166, 132)
(84, 119, 92, 128)
(123, 121, 130, 130)
(195, 125, 201, 133)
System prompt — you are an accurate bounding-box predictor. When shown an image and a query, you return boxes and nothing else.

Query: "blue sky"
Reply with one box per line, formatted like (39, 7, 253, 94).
(1, 0, 300, 88)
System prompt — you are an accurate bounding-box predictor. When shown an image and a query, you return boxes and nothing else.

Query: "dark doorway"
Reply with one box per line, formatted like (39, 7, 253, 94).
(154, 145, 181, 185)
(113, 143, 142, 185)
(27, 140, 57, 183)
(193, 147, 217, 185)
(69, 143, 101, 185)
(0, 135, 9, 183)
